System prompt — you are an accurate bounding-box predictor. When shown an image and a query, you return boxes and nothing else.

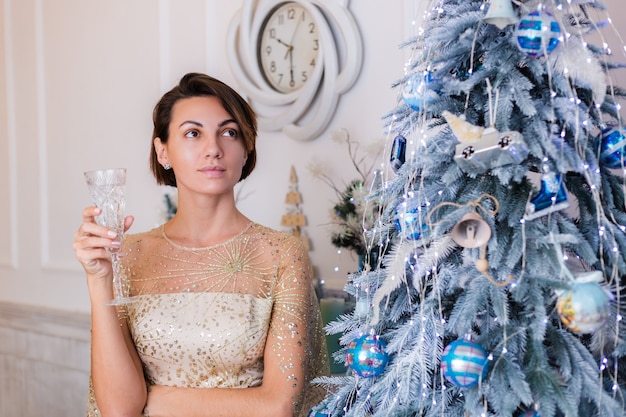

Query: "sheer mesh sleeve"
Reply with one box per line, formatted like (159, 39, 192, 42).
(269, 235, 330, 416)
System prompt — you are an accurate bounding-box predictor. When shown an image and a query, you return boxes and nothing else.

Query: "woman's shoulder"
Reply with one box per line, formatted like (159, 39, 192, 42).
(247, 223, 310, 259)
(123, 225, 164, 250)
(126, 225, 163, 239)
(247, 222, 303, 245)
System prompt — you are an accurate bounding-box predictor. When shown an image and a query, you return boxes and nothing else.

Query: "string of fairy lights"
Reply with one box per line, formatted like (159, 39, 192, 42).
(317, 1, 626, 416)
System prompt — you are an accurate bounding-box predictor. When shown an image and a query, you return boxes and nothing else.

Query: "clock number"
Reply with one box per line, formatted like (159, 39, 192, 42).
(265, 45, 272, 56)
(313, 40, 319, 51)
(309, 22, 315, 34)
(301, 71, 308, 83)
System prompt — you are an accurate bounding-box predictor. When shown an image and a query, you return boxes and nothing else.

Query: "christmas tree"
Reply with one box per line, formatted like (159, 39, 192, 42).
(311, 1, 626, 416)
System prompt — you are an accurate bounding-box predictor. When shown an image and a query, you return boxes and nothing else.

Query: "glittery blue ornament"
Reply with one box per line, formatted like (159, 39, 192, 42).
(402, 71, 440, 111)
(515, 10, 561, 57)
(520, 411, 540, 417)
(440, 339, 489, 388)
(598, 126, 626, 168)
(346, 333, 389, 378)
(394, 201, 427, 240)
(390, 135, 407, 173)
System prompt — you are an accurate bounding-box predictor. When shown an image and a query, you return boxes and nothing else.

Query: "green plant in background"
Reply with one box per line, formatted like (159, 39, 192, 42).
(309, 129, 384, 259)
(329, 179, 370, 255)
(163, 192, 177, 221)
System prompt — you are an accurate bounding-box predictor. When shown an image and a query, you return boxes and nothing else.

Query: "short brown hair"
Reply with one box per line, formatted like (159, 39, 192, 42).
(150, 73, 257, 186)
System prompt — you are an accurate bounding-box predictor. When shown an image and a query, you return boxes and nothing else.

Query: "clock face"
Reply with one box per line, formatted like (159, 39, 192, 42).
(258, 2, 320, 94)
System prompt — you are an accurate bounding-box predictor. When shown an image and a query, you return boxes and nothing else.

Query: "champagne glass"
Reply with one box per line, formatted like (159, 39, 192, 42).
(84, 168, 132, 305)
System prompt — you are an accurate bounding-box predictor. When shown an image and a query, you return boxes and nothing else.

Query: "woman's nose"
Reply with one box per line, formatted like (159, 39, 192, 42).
(203, 135, 223, 158)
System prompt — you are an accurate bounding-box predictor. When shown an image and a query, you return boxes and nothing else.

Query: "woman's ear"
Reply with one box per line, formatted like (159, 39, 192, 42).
(154, 137, 168, 165)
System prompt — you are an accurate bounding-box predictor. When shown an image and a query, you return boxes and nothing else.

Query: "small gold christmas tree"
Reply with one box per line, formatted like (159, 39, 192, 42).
(281, 166, 310, 251)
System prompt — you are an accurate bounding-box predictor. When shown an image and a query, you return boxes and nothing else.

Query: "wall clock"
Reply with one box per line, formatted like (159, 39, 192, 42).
(227, 0, 363, 141)
(257, 2, 319, 94)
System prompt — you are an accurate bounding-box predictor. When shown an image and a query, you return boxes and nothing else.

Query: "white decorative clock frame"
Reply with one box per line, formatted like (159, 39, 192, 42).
(227, 0, 363, 141)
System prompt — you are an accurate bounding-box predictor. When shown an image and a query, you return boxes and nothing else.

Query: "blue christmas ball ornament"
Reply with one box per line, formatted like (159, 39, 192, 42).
(556, 272, 611, 334)
(402, 71, 440, 111)
(440, 339, 489, 387)
(520, 411, 540, 417)
(346, 333, 389, 378)
(598, 126, 626, 168)
(515, 10, 561, 57)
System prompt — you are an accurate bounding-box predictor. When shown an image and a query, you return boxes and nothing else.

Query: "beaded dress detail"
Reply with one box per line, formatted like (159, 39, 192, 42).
(87, 222, 329, 416)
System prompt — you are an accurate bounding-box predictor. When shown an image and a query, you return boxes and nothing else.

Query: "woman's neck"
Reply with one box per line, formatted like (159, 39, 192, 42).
(164, 194, 250, 247)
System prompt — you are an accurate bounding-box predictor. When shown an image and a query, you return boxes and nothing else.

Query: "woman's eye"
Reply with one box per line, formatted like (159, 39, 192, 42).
(222, 128, 238, 138)
(184, 130, 199, 138)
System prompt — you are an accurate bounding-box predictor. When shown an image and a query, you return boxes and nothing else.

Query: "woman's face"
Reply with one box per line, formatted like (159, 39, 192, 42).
(155, 95, 247, 197)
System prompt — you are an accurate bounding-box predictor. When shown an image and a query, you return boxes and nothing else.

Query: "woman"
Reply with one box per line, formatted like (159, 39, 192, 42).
(74, 72, 329, 417)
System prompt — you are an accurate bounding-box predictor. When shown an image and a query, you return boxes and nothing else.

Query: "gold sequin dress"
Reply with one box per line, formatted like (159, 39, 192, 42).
(87, 222, 329, 417)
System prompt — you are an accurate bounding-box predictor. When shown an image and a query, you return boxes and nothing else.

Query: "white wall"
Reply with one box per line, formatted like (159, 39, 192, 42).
(0, 0, 411, 313)
(1, 0, 625, 315)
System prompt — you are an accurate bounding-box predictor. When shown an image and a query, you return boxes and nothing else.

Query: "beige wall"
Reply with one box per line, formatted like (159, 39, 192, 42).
(0, 0, 410, 313)
(0, 0, 625, 315)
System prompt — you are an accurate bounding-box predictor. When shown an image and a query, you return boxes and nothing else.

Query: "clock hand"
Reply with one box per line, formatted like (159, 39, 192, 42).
(288, 47, 294, 84)
(275, 38, 294, 60)
(276, 38, 290, 49)
(285, 15, 302, 80)
(287, 14, 302, 46)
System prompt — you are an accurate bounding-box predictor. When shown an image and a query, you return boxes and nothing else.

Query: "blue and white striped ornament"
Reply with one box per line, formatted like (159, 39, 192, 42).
(402, 71, 440, 111)
(598, 126, 626, 168)
(515, 10, 561, 57)
(440, 339, 489, 387)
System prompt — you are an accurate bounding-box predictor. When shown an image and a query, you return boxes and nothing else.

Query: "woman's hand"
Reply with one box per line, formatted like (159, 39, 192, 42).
(73, 206, 134, 279)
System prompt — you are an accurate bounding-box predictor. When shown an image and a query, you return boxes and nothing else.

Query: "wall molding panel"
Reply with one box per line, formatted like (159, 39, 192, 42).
(35, 0, 53, 270)
(1, 0, 18, 269)
(0, 301, 91, 416)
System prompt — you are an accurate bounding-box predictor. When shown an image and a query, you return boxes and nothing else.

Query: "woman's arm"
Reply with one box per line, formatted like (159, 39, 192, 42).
(143, 236, 317, 417)
(74, 206, 147, 417)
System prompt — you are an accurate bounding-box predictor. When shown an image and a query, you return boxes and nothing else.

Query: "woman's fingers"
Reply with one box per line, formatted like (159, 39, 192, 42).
(78, 206, 121, 240)
(74, 206, 121, 276)
(82, 205, 101, 220)
(74, 206, 133, 273)
(124, 215, 135, 233)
